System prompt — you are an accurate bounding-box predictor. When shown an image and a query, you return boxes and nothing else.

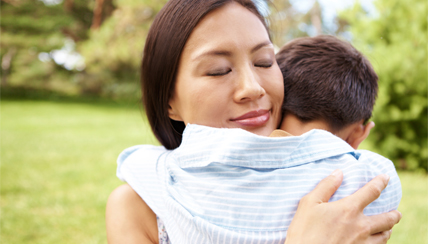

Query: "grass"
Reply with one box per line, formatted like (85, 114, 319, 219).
(390, 171, 428, 244)
(1, 100, 157, 243)
(1, 100, 427, 243)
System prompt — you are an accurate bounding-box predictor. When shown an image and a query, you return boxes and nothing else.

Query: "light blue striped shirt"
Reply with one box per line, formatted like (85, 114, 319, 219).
(117, 124, 401, 244)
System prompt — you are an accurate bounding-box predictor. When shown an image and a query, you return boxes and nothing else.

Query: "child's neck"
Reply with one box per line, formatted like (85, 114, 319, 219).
(280, 114, 334, 137)
(279, 114, 371, 150)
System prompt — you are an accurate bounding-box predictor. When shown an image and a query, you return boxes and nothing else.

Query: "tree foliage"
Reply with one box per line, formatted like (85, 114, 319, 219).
(2, 0, 426, 171)
(268, 0, 351, 48)
(340, 0, 427, 171)
(1, 0, 165, 99)
(77, 0, 165, 98)
(1, 0, 95, 94)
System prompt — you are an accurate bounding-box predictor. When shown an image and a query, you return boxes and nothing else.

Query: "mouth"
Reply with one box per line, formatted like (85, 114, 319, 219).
(230, 109, 270, 127)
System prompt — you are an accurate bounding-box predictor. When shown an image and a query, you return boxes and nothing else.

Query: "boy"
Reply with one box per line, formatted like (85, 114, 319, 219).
(117, 35, 401, 243)
(276, 35, 377, 149)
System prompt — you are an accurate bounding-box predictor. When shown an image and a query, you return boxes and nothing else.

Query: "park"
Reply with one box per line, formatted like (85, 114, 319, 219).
(1, 0, 427, 243)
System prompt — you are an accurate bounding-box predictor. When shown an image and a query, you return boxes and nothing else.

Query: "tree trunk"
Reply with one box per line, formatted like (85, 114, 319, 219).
(63, 0, 74, 12)
(311, 1, 323, 36)
(91, 0, 105, 30)
(1, 47, 17, 86)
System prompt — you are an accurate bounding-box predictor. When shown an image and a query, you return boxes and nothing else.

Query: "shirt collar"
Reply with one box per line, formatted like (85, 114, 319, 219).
(172, 124, 358, 169)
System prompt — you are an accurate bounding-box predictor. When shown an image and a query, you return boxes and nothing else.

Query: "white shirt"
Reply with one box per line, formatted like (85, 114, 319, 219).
(117, 124, 402, 244)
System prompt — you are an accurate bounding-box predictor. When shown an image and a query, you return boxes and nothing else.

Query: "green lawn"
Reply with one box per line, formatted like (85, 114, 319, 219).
(391, 171, 428, 244)
(1, 100, 157, 243)
(1, 100, 427, 243)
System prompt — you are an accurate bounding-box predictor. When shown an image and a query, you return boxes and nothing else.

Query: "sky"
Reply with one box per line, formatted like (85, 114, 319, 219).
(290, 0, 376, 30)
(291, 0, 376, 15)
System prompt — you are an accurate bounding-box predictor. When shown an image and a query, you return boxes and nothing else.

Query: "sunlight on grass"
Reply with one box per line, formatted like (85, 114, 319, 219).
(390, 171, 428, 244)
(1, 100, 427, 243)
(1, 100, 157, 244)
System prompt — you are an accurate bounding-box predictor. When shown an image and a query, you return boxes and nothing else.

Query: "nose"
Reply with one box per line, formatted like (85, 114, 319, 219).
(233, 67, 266, 103)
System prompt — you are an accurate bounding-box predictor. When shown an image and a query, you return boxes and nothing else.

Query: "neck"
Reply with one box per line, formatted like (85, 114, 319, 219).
(280, 113, 369, 149)
(280, 113, 334, 136)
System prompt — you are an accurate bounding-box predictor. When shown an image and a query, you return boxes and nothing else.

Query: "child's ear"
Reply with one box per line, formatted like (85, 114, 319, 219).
(168, 102, 183, 121)
(346, 121, 375, 150)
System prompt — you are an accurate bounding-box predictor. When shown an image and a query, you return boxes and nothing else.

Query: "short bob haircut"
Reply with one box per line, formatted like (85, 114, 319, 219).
(276, 35, 378, 132)
(142, 0, 268, 149)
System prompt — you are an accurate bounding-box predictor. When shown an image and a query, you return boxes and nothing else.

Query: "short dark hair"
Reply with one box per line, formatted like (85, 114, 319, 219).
(276, 35, 378, 132)
(142, 0, 268, 149)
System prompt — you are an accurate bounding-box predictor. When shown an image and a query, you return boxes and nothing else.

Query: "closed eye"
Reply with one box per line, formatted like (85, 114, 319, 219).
(207, 68, 232, 76)
(255, 61, 273, 68)
(255, 63, 272, 68)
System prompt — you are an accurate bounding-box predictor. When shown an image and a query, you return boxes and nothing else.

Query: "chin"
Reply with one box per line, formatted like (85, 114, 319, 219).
(249, 126, 273, 137)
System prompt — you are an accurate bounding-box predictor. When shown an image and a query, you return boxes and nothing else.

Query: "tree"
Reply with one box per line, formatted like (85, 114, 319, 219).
(1, 0, 69, 88)
(76, 0, 166, 98)
(0, 0, 114, 96)
(268, 0, 351, 48)
(268, 0, 307, 47)
(340, 0, 427, 171)
(0, 0, 94, 94)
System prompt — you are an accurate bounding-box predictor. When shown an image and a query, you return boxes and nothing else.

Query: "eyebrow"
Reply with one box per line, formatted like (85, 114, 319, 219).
(193, 41, 273, 61)
(250, 41, 273, 53)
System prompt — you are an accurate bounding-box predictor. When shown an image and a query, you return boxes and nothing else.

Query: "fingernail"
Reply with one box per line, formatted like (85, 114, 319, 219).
(331, 169, 341, 177)
(381, 174, 390, 182)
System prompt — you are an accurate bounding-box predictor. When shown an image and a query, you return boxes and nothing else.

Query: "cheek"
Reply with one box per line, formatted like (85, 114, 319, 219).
(274, 81, 284, 104)
(181, 83, 232, 123)
(264, 68, 284, 103)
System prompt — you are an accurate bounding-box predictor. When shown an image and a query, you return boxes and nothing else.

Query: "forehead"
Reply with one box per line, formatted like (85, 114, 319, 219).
(182, 2, 270, 58)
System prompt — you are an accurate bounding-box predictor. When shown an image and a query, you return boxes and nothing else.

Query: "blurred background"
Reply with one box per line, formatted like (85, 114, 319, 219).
(1, 0, 426, 243)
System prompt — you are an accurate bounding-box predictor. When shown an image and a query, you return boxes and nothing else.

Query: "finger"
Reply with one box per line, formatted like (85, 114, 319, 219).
(367, 210, 402, 234)
(367, 230, 392, 244)
(307, 169, 343, 203)
(346, 174, 390, 209)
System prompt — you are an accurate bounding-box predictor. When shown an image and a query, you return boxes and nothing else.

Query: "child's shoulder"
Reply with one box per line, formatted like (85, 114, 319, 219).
(353, 150, 402, 214)
(354, 149, 400, 187)
(355, 149, 395, 169)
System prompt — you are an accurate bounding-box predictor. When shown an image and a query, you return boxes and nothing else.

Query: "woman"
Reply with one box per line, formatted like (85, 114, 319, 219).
(106, 0, 401, 243)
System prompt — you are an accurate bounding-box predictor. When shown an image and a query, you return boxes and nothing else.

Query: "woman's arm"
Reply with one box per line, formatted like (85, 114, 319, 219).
(106, 184, 158, 244)
(106, 172, 401, 244)
(284, 169, 402, 244)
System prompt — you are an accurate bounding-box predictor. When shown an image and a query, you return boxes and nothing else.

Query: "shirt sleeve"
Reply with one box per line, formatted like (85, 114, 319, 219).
(116, 145, 168, 215)
(358, 150, 402, 215)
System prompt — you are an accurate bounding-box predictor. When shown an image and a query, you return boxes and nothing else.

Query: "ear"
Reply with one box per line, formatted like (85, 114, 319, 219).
(167, 102, 183, 122)
(346, 121, 375, 150)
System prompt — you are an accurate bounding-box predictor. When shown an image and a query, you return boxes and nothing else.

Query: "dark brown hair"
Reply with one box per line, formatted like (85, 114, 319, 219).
(142, 0, 268, 149)
(276, 35, 378, 132)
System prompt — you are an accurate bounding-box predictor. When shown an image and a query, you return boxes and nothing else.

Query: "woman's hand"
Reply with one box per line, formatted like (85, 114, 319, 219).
(285, 169, 402, 244)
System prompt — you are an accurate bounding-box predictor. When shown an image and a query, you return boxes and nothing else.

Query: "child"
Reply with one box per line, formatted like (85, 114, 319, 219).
(276, 35, 378, 148)
(117, 35, 401, 243)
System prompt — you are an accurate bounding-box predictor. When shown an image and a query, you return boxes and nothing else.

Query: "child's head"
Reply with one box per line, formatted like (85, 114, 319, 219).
(276, 35, 378, 149)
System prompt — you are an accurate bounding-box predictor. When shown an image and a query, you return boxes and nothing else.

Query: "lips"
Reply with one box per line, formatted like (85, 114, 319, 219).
(230, 109, 270, 127)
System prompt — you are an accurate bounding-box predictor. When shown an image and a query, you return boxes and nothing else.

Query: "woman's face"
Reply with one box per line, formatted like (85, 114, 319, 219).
(168, 2, 284, 136)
